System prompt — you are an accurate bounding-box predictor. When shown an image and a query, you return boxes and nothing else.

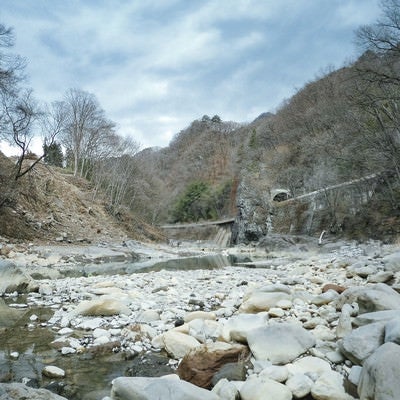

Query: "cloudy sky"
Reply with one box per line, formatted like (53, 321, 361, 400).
(1, 0, 380, 150)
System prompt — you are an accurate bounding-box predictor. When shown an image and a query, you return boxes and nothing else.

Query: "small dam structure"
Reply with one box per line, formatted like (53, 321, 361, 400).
(160, 218, 235, 247)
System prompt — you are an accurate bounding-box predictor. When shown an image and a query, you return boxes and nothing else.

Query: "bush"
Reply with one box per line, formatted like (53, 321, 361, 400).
(171, 180, 233, 223)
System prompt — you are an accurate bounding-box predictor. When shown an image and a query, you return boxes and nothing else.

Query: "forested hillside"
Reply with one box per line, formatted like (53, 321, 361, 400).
(1, 1, 400, 242)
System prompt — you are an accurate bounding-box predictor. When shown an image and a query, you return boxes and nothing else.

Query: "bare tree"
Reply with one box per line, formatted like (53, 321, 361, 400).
(60, 88, 112, 177)
(0, 89, 42, 180)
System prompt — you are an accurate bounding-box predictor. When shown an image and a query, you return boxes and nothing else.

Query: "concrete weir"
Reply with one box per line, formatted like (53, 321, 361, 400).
(160, 218, 235, 247)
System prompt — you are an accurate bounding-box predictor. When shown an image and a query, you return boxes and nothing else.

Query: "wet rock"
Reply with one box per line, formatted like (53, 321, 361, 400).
(358, 342, 400, 400)
(42, 366, 66, 378)
(246, 321, 315, 364)
(0, 383, 68, 399)
(0, 260, 38, 295)
(111, 376, 220, 400)
(177, 342, 248, 389)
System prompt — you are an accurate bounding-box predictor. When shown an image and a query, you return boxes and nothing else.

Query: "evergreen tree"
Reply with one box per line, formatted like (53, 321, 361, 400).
(43, 142, 63, 167)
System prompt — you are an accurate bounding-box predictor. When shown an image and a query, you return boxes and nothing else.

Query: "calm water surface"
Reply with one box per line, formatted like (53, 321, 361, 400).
(0, 254, 247, 399)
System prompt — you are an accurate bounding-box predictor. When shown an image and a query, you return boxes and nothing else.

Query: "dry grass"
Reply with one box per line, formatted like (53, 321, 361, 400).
(0, 155, 164, 243)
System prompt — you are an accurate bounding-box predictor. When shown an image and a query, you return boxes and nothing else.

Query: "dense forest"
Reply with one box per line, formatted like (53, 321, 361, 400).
(1, 0, 400, 241)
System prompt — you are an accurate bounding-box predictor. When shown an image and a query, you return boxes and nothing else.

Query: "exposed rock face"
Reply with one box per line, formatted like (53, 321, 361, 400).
(177, 342, 249, 389)
(231, 180, 269, 244)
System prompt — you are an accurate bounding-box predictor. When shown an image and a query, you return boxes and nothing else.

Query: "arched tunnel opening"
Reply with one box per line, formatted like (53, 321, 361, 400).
(272, 190, 291, 202)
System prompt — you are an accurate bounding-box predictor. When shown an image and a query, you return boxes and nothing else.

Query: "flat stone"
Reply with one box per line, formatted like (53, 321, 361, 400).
(219, 312, 269, 343)
(246, 321, 315, 364)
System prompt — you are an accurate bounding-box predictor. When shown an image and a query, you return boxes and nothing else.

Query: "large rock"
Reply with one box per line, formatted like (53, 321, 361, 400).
(177, 342, 248, 389)
(188, 319, 221, 343)
(382, 251, 400, 272)
(0, 260, 38, 295)
(286, 373, 313, 398)
(211, 378, 240, 400)
(219, 313, 269, 343)
(287, 356, 332, 378)
(335, 284, 400, 313)
(239, 376, 292, 400)
(339, 322, 385, 365)
(358, 342, 400, 400)
(163, 331, 201, 359)
(239, 284, 292, 313)
(73, 295, 131, 316)
(354, 310, 400, 327)
(246, 321, 315, 364)
(110, 376, 220, 400)
(0, 383, 68, 399)
(384, 317, 400, 344)
(311, 370, 355, 400)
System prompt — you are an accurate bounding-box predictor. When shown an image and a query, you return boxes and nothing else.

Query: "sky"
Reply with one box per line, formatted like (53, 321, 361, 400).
(0, 0, 381, 151)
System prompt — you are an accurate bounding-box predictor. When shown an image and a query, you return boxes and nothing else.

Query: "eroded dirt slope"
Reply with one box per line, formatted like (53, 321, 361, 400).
(0, 154, 165, 244)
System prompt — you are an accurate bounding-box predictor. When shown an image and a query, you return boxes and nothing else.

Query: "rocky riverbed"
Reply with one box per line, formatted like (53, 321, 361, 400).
(1, 236, 400, 399)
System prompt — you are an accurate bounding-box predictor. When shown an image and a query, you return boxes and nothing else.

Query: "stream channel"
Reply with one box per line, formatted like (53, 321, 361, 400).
(0, 254, 251, 400)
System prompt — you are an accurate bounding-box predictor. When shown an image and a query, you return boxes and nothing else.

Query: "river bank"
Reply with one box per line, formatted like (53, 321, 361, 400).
(1, 236, 400, 399)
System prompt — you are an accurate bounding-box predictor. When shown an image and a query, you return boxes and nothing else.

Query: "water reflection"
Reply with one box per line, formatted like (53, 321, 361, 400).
(60, 254, 233, 277)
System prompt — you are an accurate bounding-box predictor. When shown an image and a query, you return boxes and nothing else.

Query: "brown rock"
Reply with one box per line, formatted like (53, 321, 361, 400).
(177, 342, 249, 389)
(322, 283, 346, 294)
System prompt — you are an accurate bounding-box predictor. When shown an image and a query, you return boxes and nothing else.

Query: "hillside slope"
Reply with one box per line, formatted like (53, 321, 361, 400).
(0, 153, 164, 243)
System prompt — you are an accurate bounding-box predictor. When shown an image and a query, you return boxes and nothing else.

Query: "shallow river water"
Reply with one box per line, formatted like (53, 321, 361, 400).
(0, 254, 247, 400)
